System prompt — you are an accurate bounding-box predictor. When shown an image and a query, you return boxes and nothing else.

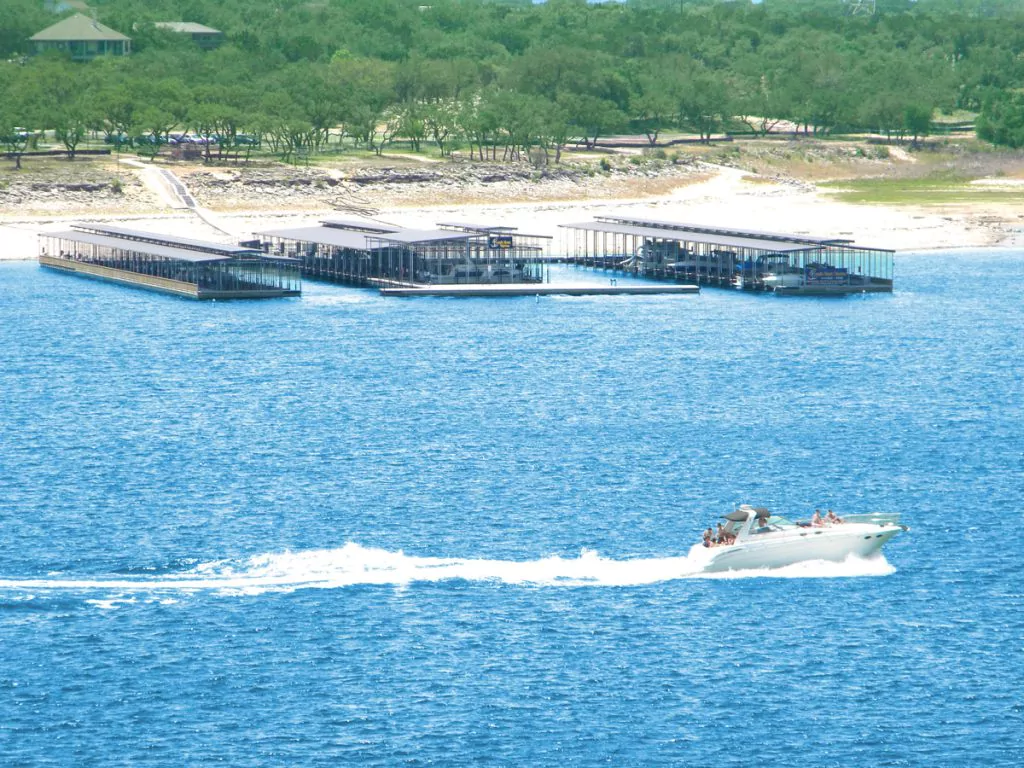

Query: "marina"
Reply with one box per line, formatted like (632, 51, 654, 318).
(37, 215, 895, 301)
(559, 216, 895, 295)
(38, 224, 301, 299)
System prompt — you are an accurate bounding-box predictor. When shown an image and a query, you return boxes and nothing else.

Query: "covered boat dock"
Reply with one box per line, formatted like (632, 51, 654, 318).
(559, 216, 894, 294)
(256, 218, 553, 288)
(39, 224, 301, 299)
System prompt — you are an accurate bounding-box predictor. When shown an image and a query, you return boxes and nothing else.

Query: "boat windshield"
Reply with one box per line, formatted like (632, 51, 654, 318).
(749, 516, 796, 534)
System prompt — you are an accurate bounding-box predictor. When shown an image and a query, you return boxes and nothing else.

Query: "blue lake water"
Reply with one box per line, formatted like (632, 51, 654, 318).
(1, 253, 1022, 766)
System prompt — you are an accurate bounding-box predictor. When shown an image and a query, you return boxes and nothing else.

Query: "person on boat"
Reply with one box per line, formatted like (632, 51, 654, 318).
(826, 509, 843, 525)
(703, 528, 714, 548)
(811, 509, 824, 527)
(716, 522, 732, 545)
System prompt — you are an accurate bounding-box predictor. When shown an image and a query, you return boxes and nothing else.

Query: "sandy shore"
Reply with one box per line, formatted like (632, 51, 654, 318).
(2, 164, 1021, 261)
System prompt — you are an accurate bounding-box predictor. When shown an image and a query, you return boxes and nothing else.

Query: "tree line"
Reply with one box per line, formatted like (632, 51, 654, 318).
(4, 0, 1024, 165)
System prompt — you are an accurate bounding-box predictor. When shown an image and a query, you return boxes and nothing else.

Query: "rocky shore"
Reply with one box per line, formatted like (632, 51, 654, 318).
(0, 169, 158, 216)
(2, 151, 1021, 260)
(177, 158, 703, 212)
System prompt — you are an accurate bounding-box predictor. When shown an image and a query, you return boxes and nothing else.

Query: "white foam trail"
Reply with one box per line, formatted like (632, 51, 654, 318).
(0, 543, 895, 597)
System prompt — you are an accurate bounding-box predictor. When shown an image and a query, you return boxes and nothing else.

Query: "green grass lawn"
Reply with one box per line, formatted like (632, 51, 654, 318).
(819, 176, 1024, 205)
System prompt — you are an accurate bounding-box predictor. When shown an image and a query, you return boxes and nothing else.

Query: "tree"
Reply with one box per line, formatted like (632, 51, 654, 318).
(54, 106, 93, 160)
(332, 56, 397, 151)
(424, 100, 460, 156)
(0, 120, 30, 171)
(560, 93, 626, 150)
(732, 69, 793, 137)
(904, 103, 933, 147)
(22, 58, 96, 159)
(95, 85, 137, 144)
(670, 65, 730, 143)
(282, 63, 343, 150)
(540, 99, 572, 164)
(977, 91, 1024, 149)
(458, 94, 500, 161)
(630, 64, 676, 145)
(0, 0, 51, 58)
(132, 107, 178, 161)
(0, 70, 31, 169)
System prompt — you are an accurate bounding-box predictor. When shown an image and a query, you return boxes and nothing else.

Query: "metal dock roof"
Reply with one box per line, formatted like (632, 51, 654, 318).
(74, 224, 258, 256)
(370, 229, 474, 245)
(593, 216, 855, 247)
(436, 221, 554, 239)
(260, 226, 474, 248)
(321, 218, 401, 234)
(259, 226, 375, 250)
(560, 221, 823, 254)
(436, 221, 517, 233)
(49, 230, 232, 263)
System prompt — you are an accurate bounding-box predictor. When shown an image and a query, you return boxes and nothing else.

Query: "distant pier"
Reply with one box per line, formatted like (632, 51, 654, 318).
(559, 216, 894, 295)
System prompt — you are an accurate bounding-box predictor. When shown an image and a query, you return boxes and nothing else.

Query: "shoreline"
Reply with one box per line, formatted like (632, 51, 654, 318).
(2, 165, 1021, 262)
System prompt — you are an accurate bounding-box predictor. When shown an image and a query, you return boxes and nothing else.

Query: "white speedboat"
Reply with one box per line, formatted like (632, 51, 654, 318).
(762, 271, 805, 289)
(422, 263, 525, 284)
(698, 505, 908, 573)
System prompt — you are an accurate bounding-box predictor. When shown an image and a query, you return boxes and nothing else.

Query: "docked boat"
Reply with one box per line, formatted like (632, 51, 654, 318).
(761, 270, 805, 289)
(419, 262, 528, 284)
(698, 505, 908, 572)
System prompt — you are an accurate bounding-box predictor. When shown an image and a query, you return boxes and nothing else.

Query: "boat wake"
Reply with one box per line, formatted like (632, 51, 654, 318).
(0, 543, 895, 602)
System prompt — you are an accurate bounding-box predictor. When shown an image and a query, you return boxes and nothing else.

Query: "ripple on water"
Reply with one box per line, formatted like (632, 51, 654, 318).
(0, 254, 1021, 766)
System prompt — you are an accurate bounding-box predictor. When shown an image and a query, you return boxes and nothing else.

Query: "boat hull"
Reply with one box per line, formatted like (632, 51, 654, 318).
(703, 524, 903, 573)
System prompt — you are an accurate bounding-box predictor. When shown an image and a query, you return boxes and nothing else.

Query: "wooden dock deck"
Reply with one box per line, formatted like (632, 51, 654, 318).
(39, 255, 300, 299)
(379, 283, 699, 298)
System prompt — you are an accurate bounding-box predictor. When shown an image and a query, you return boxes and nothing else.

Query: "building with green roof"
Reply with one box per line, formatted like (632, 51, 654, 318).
(30, 13, 131, 61)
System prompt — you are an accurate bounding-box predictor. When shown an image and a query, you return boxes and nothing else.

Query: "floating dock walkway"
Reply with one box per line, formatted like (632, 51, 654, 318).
(379, 283, 698, 297)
